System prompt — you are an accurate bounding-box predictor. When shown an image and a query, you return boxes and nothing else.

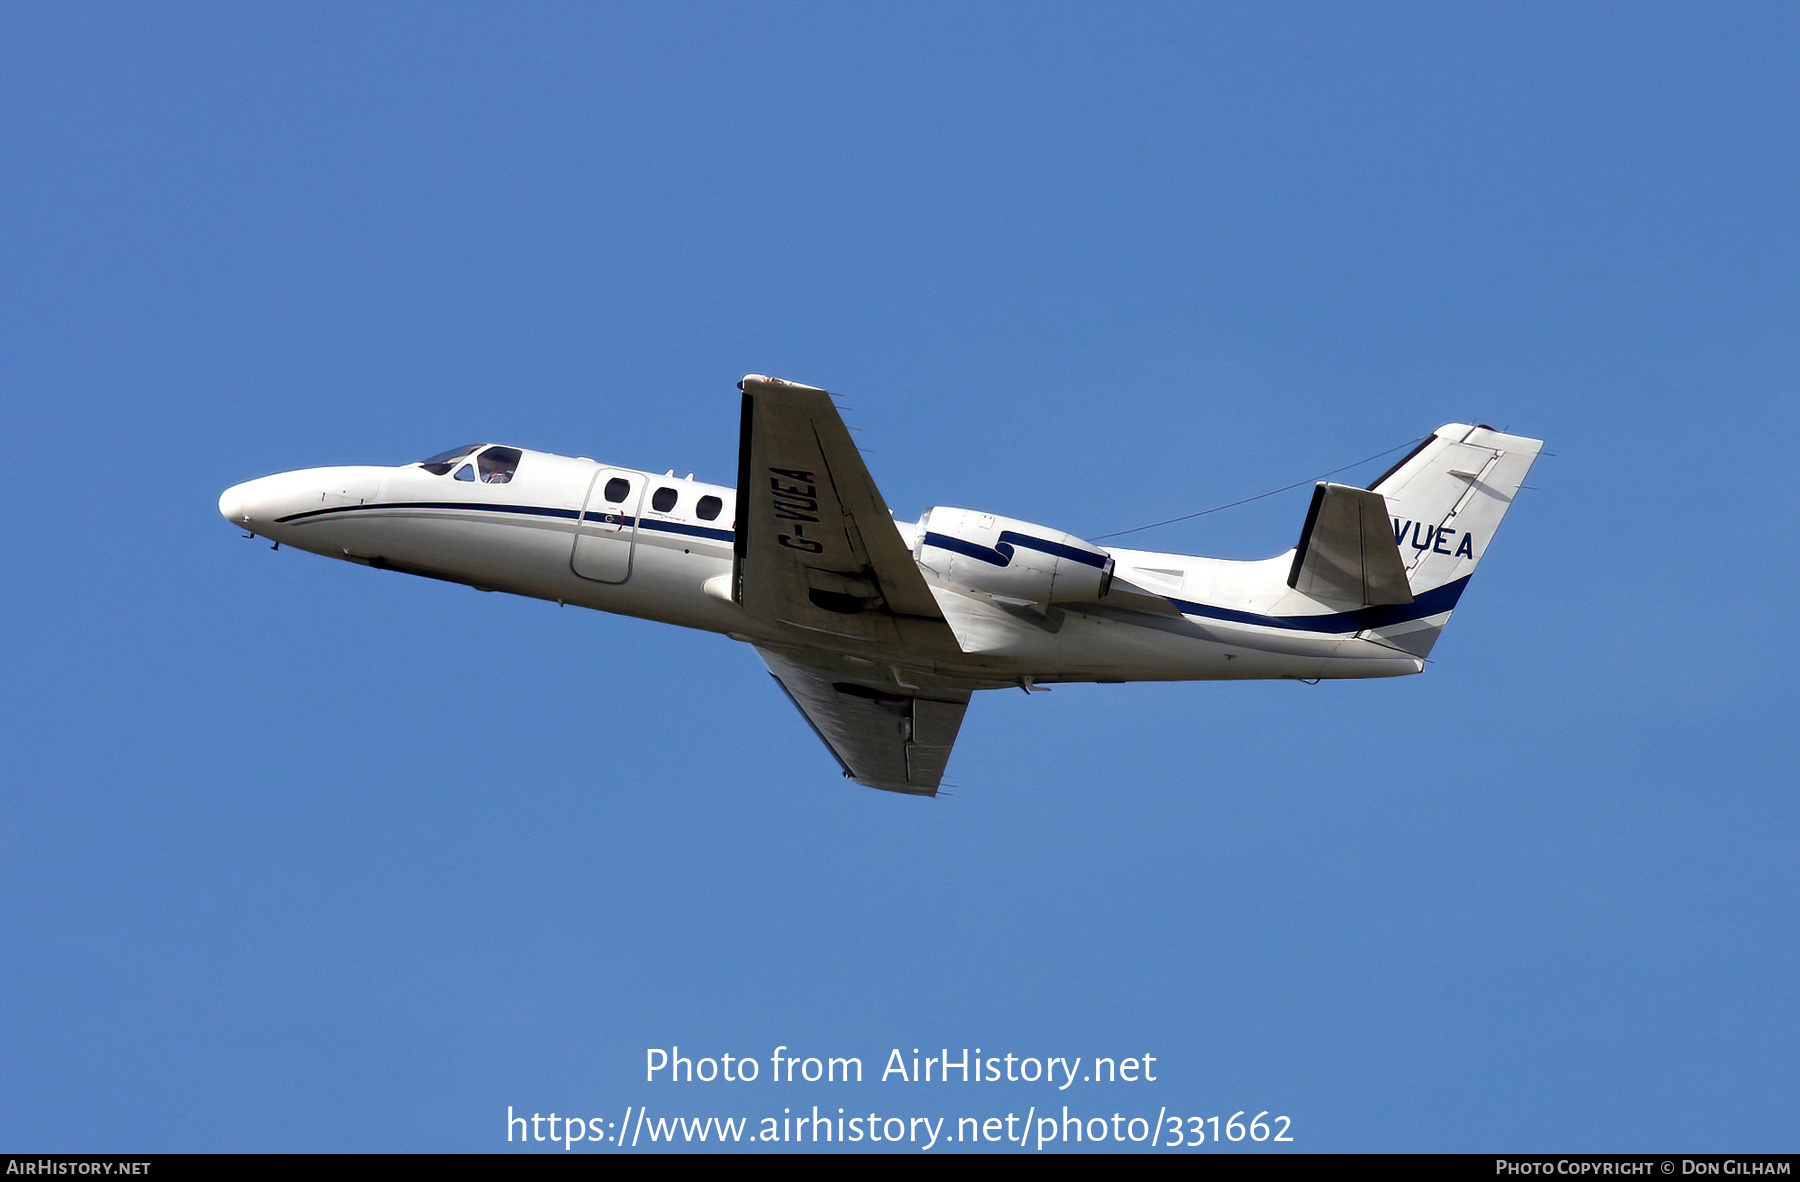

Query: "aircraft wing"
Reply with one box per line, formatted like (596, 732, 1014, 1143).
(757, 646, 970, 796)
(732, 375, 962, 657)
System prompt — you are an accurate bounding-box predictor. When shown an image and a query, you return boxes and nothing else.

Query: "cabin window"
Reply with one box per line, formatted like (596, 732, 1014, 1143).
(477, 446, 521, 484)
(604, 477, 631, 502)
(696, 495, 722, 521)
(418, 445, 479, 475)
(453, 464, 475, 482)
(651, 487, 678, 513)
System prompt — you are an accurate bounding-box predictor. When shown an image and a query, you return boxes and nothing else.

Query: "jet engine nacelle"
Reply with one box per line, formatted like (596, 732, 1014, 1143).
(918, 506, 1114, 610)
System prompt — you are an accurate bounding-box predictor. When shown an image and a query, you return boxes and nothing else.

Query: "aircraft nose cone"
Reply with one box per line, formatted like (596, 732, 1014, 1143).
(220, 476, 283, 529)
(219, 482, 251, 525)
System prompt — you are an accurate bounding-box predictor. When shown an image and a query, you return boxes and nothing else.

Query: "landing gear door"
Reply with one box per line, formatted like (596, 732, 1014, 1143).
(571, 469, 643, 584)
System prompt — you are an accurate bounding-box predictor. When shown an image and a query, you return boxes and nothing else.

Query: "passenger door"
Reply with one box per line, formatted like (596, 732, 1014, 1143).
(570, 469, 643, 583)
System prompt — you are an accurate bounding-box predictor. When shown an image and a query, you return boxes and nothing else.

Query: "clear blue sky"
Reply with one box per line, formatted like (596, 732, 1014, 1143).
(3, 1, 1795, 1152)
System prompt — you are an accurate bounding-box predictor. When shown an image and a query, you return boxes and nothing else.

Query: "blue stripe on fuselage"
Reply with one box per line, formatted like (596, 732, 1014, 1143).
(275, 500, 578, 524)
(273, 499, 735, 542)
(1167, 575, 1469, 633)
(640, 518, 736, 542)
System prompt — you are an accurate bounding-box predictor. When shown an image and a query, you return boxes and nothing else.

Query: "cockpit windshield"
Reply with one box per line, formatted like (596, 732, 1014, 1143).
(417, 445, 480, 475)
(417, 444, 523, 482)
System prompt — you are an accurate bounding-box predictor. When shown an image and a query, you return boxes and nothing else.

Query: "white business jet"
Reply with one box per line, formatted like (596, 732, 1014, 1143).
(220, 376, 1540, 797)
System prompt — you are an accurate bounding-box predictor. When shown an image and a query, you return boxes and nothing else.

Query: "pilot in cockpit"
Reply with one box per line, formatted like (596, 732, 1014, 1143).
(478, 447, 521, 484)
(416, 444, 520, 484)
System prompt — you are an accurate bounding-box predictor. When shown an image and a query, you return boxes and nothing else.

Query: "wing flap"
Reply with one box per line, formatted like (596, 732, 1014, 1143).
(758, 646, 970, 796)
(1287, 482, 1414, 606)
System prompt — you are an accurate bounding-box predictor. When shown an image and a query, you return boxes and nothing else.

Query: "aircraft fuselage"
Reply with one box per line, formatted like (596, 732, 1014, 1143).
(219, 446, 1426, 690)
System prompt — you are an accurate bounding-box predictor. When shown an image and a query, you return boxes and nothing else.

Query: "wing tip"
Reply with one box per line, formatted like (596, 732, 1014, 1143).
(740, 373, 828, 394)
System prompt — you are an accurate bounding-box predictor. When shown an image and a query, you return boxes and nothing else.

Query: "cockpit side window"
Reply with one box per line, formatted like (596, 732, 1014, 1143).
(477, 446, 522, 484)
(454, 464, 475, 481)
(418, 445, 480, 475)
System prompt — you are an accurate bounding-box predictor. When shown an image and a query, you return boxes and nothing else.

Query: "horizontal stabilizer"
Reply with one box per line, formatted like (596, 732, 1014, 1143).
(1287, 482, 1414, 606)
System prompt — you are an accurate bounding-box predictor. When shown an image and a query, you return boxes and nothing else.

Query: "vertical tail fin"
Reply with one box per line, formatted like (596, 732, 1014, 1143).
(1362, 424, 1542, 657)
